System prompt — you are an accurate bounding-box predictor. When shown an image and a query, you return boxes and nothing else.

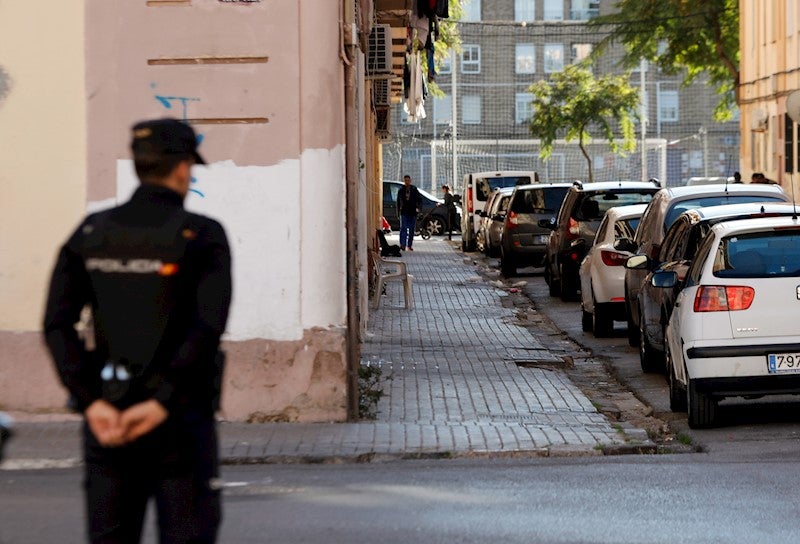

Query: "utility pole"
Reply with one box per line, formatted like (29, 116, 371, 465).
(639, 58, 648, 181)
(451, 49, 458, 192)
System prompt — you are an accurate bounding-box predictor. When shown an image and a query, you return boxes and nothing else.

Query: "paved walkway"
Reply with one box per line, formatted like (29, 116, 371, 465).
(2, 236, 651, 469)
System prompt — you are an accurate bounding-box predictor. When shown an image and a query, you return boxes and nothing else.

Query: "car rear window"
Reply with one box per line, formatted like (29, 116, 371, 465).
(476, 176, 534, 201)
(714, 229, 800, 278)
(510, 187, 569, 213)
(573, 190, 656, 220)
(615, 218, 640, 239)
(665, 195, 787, 230)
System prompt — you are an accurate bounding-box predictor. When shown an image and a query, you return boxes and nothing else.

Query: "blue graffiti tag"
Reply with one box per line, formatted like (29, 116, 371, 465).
(152, 85, 205, 197)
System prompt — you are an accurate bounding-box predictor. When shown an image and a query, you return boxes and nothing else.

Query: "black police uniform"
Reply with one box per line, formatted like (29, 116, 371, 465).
(43, 182, 231, 543)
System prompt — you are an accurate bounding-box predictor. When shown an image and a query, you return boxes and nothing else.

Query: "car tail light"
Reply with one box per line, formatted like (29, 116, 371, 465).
(566, 217, 580, 240)
(505, 210, 519, 230)
(693, 286, 755, 312)
(600, 250, 628, 266)
(467, 187, 473, 213)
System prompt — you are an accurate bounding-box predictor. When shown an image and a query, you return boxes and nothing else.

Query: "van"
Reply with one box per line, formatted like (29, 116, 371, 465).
(460, 170, 539, 251)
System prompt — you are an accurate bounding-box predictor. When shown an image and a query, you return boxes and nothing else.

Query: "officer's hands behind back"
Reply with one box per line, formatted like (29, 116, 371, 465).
(85, 398, 168, 447)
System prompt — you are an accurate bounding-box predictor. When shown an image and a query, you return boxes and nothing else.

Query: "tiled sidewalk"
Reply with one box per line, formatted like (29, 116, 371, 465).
(2, 236, 649, 469)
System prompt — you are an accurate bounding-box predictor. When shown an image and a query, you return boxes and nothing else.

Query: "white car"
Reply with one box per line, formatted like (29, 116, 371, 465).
(579, 204, 648, 337)
(656, 215, 800, 428)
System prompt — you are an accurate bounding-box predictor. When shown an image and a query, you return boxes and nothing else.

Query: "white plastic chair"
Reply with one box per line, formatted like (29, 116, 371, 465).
(369, 250, 414, 309)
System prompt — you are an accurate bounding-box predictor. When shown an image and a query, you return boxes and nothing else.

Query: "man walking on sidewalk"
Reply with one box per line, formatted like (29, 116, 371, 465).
(43, 118, 231, 543)
(397, 174, 421, 251)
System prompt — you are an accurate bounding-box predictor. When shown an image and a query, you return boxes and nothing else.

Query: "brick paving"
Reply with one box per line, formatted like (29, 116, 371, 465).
(1, 235, 650, 469)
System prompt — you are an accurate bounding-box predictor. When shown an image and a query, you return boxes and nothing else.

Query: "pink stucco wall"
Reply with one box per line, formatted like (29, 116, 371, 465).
(85, 0, 345, 201)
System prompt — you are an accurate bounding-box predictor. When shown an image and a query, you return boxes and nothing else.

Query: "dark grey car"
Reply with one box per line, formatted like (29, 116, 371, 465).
(541, 181, 660, 301)
(499, 183, 572, 277)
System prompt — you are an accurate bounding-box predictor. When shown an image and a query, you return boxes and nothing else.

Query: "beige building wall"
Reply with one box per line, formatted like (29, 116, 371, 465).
(0, 2, 86, 411)
(739, 0, 800, 192)
(1, 0, 358, 422)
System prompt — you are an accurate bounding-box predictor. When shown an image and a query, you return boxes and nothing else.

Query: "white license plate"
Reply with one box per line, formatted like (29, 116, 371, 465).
(533, 235, 549, 245)
(767, 353, 800, 374)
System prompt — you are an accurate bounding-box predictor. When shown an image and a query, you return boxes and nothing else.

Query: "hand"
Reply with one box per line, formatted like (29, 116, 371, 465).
(85, 400, 124, 447)
(119, 400, 169, 442)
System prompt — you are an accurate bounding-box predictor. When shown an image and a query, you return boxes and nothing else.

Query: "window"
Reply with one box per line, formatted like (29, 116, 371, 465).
(438, 51, 452, 75)
(543, 0, 563, 20)
(434, 94, 452, 125)
(571, 43, 592, 64)
(515, 44, 536, 74)
(462, 95, 481, 124)
(659, 90, 679, 122)
(461, 44, 481, 74)
(570, 0, 599, 20)
(543, 44, 564, 72)
(515, 0, 535, 21)
(461, 0, 481, 21)
(515, 92, 534, 124)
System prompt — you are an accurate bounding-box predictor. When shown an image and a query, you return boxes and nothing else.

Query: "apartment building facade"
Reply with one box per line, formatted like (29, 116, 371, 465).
(387, 0, 740, 193)
(739, 0, 800, 189)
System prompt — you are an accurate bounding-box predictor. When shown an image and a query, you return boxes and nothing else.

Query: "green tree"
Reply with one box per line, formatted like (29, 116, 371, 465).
(526, 64, 640, 182)
(590, 0, 739, 120)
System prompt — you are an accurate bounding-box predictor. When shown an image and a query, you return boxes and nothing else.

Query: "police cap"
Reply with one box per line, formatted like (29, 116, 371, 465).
(130, 118, 206, 165)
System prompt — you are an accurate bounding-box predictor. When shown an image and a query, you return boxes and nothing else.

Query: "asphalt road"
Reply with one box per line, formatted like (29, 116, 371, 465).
(4, 454, 800, 544)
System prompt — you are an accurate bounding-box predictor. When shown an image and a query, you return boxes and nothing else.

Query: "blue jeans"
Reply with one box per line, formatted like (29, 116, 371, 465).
(399, 214, 416, 248)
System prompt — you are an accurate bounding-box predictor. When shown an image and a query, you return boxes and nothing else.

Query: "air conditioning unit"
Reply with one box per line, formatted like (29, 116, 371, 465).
(373, 79, 390, 107)
(367, 24, 393, 77)
(375, 107, 391, 142)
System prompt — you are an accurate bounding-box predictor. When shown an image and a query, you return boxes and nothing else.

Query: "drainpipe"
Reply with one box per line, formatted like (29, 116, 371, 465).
(341, 0, 360, 420)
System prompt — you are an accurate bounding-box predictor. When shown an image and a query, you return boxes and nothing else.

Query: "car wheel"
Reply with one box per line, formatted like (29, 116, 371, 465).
(639, 321, 664, 373)
(544, 260, 561, 297)
(687, 378, 717, 428)
(666, 345, 687, 413)
(581, 307, 593, 332)
(476, 231, 486, 253)
(559, 265, 578, 302)
(625, 296, 640, 347)
(427, 216, 445, 236)
(500, 253, 516, 277)
(593, 302, 613, 337)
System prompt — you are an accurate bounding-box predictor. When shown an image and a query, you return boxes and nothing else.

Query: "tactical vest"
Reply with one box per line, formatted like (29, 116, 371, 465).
(80, 209, 192, 405)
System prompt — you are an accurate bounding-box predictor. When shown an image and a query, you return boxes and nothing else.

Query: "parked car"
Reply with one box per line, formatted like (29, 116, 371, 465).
(499, 183, 572, 277)
(477, 187, 514, 256)
(655, 215, 800, 428)
(540, 181, 660, 301)
(460, 170, 538, 251)
(382, 180, 461, 235)
(579, 204, 647, 337)
(630, 202, 800, 373)
(623, 183, 789, 347)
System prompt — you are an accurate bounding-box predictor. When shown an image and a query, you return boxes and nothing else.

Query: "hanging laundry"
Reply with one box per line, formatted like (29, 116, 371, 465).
(404, 51, 427, 122)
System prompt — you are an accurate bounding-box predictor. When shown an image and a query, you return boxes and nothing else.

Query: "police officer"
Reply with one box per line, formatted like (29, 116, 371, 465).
(43, 118, 231, 543)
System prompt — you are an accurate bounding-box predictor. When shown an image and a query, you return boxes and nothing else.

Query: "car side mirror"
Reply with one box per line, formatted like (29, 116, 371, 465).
(651, 270, 678, 288)
(570, 238, 587, 251)
(614, 238, 637, 253)
(625, 254, 649, 270)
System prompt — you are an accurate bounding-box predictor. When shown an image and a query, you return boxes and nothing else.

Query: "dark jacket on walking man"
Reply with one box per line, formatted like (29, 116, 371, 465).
(43, 118, 231, 544)
(397, 174, 421, 250)
(441, 184, 456, 240)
